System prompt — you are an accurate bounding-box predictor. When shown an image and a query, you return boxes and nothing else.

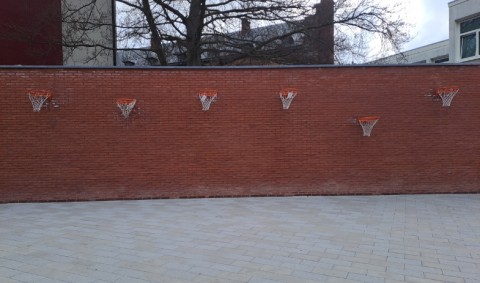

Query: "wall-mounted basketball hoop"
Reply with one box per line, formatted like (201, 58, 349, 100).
(198, 90, 217, 111)
(279, 88, 297, 110)
(116, 98, 136, 118)
(358, 117, 380, 137)
(28, 90, 52, 112)
(436, 86, 459, 106)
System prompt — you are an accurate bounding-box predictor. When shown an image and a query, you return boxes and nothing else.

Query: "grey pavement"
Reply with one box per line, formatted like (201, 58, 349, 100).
(1, 194, 479, 283)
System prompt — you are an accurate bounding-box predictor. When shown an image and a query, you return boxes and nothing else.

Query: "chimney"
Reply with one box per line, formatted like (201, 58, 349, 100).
(309, 0, 335, 64)
(241, 19, 250, 38)
(313, 0, 334, 25)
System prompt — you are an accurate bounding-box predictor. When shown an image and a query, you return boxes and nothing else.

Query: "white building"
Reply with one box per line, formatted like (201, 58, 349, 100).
(374, 0, 480, 64)
(62, 0, 117, 66)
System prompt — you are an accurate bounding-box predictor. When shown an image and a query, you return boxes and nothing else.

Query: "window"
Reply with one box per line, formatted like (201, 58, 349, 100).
(434, 57, 449, 64)
(460, 17, 480, 59)
(460, 17, 480, 33)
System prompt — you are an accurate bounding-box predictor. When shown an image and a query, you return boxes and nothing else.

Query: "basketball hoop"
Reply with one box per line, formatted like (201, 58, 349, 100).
(198, 90, 217, 111)
(28, 90, 52, 112)
(436, 86, 459, 106)
(116, 98, 136, 118)
(358, 117, 380, 137)
(279, 88, 298, 109)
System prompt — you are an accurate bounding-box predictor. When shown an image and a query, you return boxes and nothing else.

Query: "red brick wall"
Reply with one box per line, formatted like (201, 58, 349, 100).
(1, 66, 479, 203)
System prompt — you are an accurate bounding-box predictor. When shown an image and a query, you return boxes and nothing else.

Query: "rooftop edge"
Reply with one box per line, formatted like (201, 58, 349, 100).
(1, 63, 480, 70)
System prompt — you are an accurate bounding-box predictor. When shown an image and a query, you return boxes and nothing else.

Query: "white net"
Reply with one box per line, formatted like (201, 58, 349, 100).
(199, 93, 217, 111)
(359, 118, 379, 137)
(116, 99, 136, 118)
(280, 90, 297, 109)
(28, 91, 51, 112)
(437, 88, 459, 106)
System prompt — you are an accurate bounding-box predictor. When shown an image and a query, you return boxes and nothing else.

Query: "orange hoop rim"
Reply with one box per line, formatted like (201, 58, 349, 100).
(116, 98, 136, 105)
(279, 88, 298, 96)
(198, 90, 217, 96)
(358, 117, 380, 122)
(29, 90, 52, 100)
(436, 86, 460, 96)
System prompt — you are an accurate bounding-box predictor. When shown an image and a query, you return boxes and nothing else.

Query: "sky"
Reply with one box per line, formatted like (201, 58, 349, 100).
(402, 0, 451, 51)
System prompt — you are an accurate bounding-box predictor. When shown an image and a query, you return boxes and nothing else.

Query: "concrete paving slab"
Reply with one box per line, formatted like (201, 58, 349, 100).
(1, 194, 479, 282)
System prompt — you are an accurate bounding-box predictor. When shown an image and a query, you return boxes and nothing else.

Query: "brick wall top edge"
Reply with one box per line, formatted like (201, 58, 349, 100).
(1, 63, 480, 70)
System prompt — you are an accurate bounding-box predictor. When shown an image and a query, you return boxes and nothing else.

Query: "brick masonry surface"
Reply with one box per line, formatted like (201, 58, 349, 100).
(0, 65, 479, 203)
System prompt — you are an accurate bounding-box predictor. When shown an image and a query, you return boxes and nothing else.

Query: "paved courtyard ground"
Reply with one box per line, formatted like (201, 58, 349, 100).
(0, 195, 479, 283)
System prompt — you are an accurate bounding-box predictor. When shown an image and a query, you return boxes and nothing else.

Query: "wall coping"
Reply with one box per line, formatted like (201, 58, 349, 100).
(1, 63, 480, 70)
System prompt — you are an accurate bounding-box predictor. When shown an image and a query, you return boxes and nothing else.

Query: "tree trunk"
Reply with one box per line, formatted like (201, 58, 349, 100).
(185, 0, 206, 66)
(142, 0, 168, 66)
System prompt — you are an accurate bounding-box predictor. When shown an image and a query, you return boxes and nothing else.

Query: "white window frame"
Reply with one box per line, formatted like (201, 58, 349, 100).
(458, 16, 480, 62)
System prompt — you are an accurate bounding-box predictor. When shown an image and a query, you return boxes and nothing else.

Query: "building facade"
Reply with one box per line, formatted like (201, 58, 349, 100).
(0, 0, 116, 66)
(374, 0, 480, 64)
(0, 0, 63, 65)
(62, 0, 117, 66)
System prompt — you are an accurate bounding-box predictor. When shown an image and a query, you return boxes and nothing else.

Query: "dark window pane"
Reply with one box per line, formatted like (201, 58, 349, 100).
(461, 33, 476, 58)
(434, 57, 449, 63)
(461, 17, 480, 33)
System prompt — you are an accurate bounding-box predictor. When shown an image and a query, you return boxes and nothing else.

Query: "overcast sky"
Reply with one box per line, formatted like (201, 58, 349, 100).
(402, 0, 451, 51)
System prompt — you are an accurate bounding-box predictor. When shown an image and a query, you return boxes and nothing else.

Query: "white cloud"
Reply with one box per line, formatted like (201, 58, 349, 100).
(402, 0, 450, 51)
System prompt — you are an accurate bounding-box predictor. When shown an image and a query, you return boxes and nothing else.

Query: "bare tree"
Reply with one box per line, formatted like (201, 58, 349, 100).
(1, 0, 413, 66)
(61, 0, 117, 65)
(115, 0, 412, 65)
